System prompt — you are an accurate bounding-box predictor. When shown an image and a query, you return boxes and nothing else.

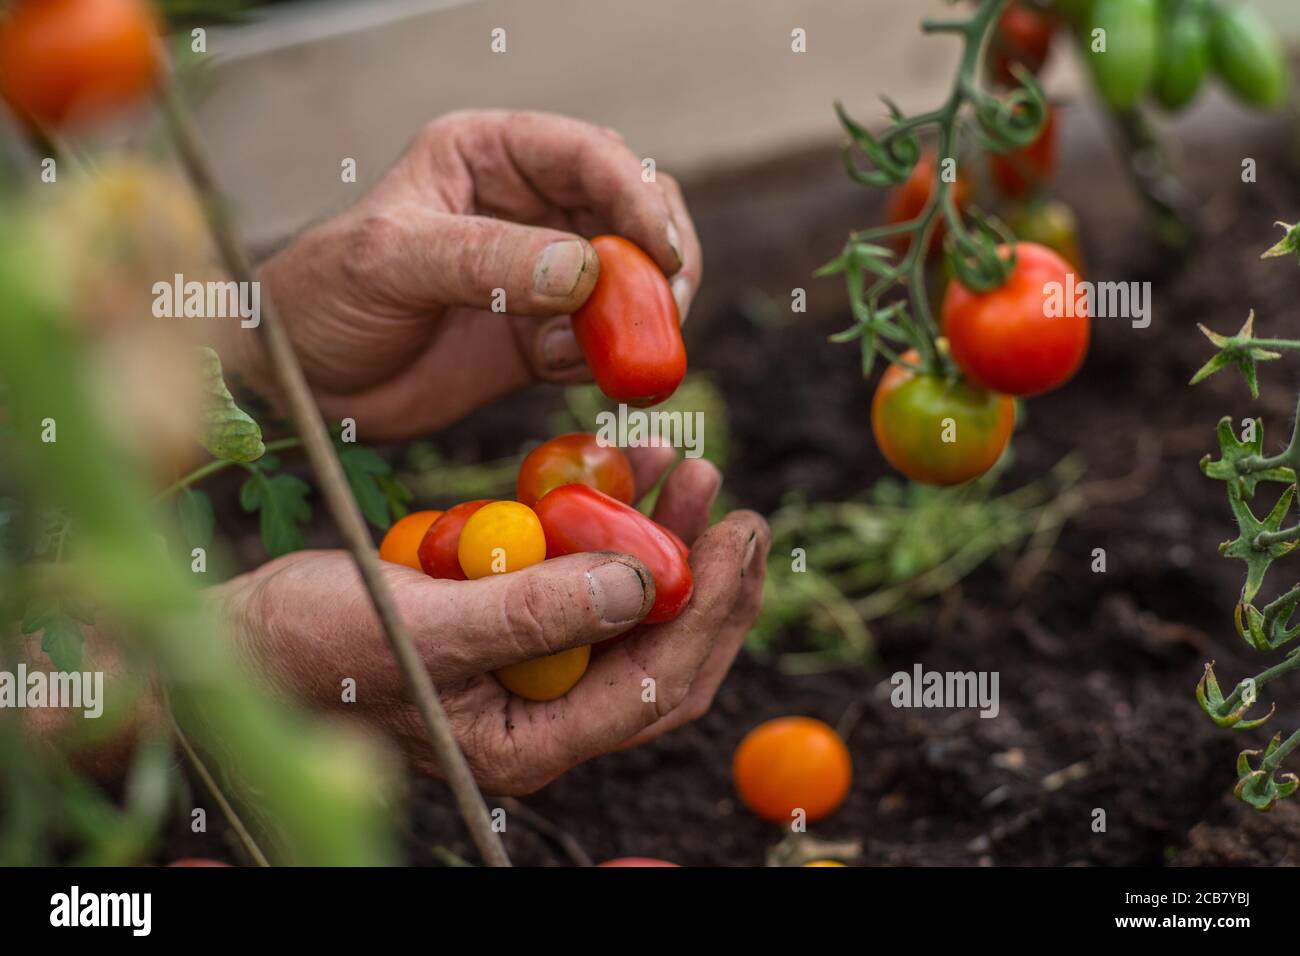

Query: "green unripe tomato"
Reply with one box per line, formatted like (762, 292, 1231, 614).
(1085, 0, 1160, 110)
(1210, 3, 1288, 109)
(1005, 199, 1085, 274)
(871, 351, 1015, 487)
(1154, 0, 1211, 110)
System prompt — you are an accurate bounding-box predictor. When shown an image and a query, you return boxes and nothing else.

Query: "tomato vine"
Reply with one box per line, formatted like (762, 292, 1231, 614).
(1193, 222, 1300, 809)
(821, 0, 1047, 381)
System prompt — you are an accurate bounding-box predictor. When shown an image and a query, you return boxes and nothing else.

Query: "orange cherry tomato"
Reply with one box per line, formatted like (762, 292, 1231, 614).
(378, 509, 444, 571)
(732, 717, 852, 824)
(0, 0, 161, 129)
(886, 152, 972, 256)
(803, 860, 847, 867)
(572, 235, 686, 407)
(871, 350, 1015, 487)
(417, 500, 494, 580)
(516, 432, 635, 509)
(457, 501, 547, 580)
(942, 241, 1089, 396)
(495, 644, 591, 702)
(535, 484, 693, 624)
(990, 107, 1058, 198)
(598, 858, 680, 867)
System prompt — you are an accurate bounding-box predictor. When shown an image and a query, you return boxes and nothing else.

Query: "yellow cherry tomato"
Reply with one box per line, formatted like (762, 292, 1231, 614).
(456, 500, 590, 700)
(495, 644, 592, 702)
(803, 860, 847, 867)
(457, 501, 547, 580)
(378, 509, 443, 571)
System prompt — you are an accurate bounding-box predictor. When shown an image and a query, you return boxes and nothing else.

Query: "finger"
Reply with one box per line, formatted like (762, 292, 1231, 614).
(623, 444, 678, 500)
(511, 512, 765, 771)
(657, 173, 703, 324)
(345, 208, 599, 317)
(510, 314, 597, 384)
(650, 457, 722, 546)
(618, 514, 769, 748)
(493, 112, 683, 276)
(394, 552, 655, 680)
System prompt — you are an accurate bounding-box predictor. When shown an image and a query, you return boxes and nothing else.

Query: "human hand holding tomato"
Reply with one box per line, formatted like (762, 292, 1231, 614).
(221, 111, 701, 442)
(214, 448, 769, 794)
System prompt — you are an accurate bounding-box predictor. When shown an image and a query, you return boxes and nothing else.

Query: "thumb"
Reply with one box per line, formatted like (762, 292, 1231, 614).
(406, 552, 654, 680)
(353, 209, 600, 316)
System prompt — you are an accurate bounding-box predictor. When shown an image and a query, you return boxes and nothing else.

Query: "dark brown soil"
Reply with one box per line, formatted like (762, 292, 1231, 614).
(406, 120, 1300, 867)
(189, 116, 1300, 867)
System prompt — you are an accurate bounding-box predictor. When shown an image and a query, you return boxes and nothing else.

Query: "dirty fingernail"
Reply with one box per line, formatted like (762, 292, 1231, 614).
(541, 325, 583, 370)
(666, 220, 683, 267)
(589, 560, 648, 624)
(534, 240, 589, 298)
(672, 275, 692, 324)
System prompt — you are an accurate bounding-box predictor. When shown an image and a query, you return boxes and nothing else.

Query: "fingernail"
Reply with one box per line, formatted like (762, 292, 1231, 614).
(541, 325, 583, 370)
(666, 220, 683, 267)
(533, 240, 589, 298)
(742, 531, 760, 574)
(589, 560, 648, 624)
(671, 275, 692, 324)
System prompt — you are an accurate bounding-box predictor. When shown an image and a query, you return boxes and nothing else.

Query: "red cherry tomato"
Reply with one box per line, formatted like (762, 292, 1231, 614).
(516, 432, 636, 509)
(990, 107, 1058, 198)
(988, 0, 1056, 87)
(417, 500, 494, 580)
(871, 350, 1015, 487)
(572, 235, 686, 407)
(0, 0, 161, 129)
(534, 484, 693, 624)
(942, 241, 1089, 396)
(598, 858, 680, 867)
(886, 152, 972, 257)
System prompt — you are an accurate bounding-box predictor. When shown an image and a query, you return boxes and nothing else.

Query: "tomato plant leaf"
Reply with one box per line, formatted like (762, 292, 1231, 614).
(1190, 314, 1280, 398)
(1200, 417, 1296, 496)
(240, 468, 311, 558)
(1221, 483, 1297, 605)
(197, 347, 266, 463)
(1235, 734, 1300, 811)
(377, 473, 413, 522)
(1261, 221, 1300, 262)
(336, 443, 395, 530)
(1196, 661, 1276, 728)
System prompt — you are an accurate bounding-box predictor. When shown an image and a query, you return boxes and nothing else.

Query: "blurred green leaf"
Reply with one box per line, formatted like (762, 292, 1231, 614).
(176, 487, 215, 553)
(25, 608, 85, 671)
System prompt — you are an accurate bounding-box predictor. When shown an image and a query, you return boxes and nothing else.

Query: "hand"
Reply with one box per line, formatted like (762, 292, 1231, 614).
(233, 110, 702, 441)
(213, 448, 769, 794)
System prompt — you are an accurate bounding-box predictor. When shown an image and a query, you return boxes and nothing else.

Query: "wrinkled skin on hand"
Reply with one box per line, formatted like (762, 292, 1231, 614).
(215, 447, 769, 794)
(229, 110, 702, 441)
